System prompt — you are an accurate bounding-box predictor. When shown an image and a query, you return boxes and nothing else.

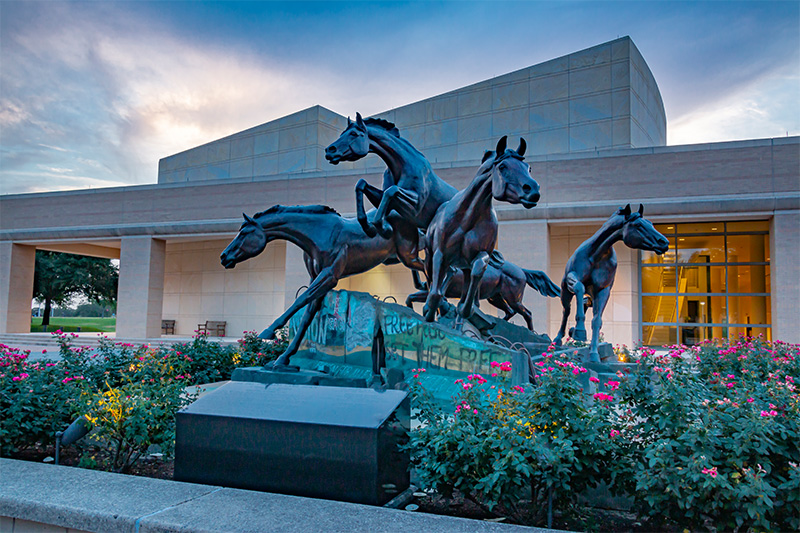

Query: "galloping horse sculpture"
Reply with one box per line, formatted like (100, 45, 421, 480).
(554, 204, 669, 362)
(423, 136, 540, 322)
(220, 206, 422, 367)
(325, 113, 457, 239)
(406, 261, 559, 331)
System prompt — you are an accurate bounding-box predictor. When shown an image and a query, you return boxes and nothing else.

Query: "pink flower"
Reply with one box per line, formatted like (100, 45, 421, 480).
(491, 373, 498, 377)
(726, 382, 735, 389)
(473, 409, 478, 414)
(606, 380, 620, 391)
(41, 349, 47, 353)
(593, 392, 614, 402)
(747, 398, 754, 403)
(589, 376, 600, 383)
(609, 429, 620, 438)
(572, 368, 580, 375)
(702, 467, 718, 478)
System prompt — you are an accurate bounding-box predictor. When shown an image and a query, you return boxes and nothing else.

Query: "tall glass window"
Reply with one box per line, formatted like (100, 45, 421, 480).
(640, 221, 770, 346)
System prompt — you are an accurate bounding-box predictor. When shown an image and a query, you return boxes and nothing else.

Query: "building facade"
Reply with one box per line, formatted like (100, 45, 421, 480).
(2, 37, 798, 345)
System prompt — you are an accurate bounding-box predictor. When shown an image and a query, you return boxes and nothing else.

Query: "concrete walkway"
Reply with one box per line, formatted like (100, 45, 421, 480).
(0, 458, 563, 533)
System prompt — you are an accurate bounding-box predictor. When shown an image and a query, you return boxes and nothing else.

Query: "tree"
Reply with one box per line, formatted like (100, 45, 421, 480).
(33, 251, 119, 326)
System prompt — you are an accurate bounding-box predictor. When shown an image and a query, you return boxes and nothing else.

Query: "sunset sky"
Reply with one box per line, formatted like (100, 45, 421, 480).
(1, 1, 798, 195)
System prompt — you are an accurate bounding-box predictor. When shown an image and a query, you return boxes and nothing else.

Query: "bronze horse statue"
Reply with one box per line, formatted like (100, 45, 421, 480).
(406, 262, 559, 331)
(422, 136, 540, 323)
(324, 113, 457, 239)
(220, 205, 422, 367)
(554, 204, 669, 362)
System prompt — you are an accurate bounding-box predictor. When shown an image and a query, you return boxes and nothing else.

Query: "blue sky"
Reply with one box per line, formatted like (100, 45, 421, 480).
(1, 1, 798, 195)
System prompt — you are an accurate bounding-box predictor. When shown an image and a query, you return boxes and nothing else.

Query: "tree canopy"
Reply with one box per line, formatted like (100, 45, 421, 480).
(33, 251, 119, 326)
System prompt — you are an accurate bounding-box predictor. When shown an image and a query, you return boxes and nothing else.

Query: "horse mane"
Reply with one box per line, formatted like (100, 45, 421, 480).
(254, 204, 340, 218)
(364, 117, 400, 137)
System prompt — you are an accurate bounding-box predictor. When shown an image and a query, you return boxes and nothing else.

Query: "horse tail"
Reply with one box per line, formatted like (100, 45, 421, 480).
(523, 269, 561, 297)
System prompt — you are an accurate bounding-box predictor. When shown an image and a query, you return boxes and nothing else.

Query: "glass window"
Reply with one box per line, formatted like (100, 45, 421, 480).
(676, 235, 725, 263)
(677, 265, 726, 293)
(679, 296, 726, 324)
(676, 222, 725, 234)
(727, 234, 768, 263)
(728, 265, 769, 293)
(728, 296, 771, 325)
(642, 266, 676, 293)
(727, 220, 769, 232)
(642, 325, 676, 346)
(642, 295, 676, 323)
(728, 326, 771, 341)
(640, 220, 770, 346)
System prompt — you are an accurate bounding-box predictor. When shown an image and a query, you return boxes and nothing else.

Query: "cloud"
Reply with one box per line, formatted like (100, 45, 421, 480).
(0, 2, 332, 193)
(669, 69, 800, 145)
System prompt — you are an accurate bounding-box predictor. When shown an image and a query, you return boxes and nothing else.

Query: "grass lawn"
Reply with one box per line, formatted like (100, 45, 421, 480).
(30, 317, 116, 333)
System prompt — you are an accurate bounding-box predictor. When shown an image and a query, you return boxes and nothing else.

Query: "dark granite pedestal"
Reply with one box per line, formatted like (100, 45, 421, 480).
(175, 381, 410, 506)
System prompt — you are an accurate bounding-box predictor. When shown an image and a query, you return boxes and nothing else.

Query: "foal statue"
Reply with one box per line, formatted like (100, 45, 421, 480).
(554, 204, 669, 362)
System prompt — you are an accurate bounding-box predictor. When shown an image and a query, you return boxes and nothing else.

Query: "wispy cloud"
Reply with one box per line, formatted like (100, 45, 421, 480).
(0, 1, 797, 195)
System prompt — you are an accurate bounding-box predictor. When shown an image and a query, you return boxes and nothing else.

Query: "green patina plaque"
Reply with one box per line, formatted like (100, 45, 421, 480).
(289, 290, 519, 379)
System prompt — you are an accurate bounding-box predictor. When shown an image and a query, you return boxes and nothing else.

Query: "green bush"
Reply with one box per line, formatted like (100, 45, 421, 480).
(617, 338, 799, 531)
(409, 337, 799, 530)
(0, 344, 80, 456)
(408, 351, 617, 524)
(1, 329, 288, 471)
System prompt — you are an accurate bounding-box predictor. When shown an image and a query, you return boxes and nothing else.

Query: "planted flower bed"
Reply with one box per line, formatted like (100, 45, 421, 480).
(408, 338, 799, 531)
(0, 330, 287, 472)
(2, 333, 798, 531)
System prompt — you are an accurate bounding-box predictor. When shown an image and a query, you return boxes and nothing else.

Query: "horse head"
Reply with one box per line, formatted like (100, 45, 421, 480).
(620, 204, 669, 254)
(325, 112, 370, 165)
(481, 136, 540, 208)
(220, 213, 268, 268)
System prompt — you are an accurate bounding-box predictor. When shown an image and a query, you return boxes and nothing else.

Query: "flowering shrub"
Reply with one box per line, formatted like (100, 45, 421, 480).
(0, 329, 288, 469)
(408, 349, 617, 524)
(0, 344, 80, 455)
(614, 337, 799, 531)
(409, 337, 799, 530)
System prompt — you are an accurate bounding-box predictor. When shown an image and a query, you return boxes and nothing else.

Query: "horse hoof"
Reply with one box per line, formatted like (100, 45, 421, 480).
(588, 351, 601, 363)
(572, 328, 587, 342)
(264, 360, 300, 372)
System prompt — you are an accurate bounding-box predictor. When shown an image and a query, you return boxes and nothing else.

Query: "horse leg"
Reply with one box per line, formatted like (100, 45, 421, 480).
(553, 282, 573, 346)
(507, 300, 534, 331)
(423, 250, 447, 322)
(355, 179, 382, 237)
(488, 294, 515, 321)
(259, 265, 339, 339)
(272, 297, 324, 367)
(373, 185, 420, 238)
(567, 273, 588, 342)
(589, 286, 611, 363)
(458, 251, 489, 319)
(405, 289, 428, 309)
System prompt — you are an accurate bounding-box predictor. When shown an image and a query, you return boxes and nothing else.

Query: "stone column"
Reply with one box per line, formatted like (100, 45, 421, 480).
(117, 237, 166, 338)
(0, 242, 36, 334)
(496, 220, 551, 335)
(770, 212, 800, 343)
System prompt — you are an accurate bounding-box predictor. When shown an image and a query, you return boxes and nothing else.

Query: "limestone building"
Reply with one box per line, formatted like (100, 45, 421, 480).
(2, 37, 798, 346)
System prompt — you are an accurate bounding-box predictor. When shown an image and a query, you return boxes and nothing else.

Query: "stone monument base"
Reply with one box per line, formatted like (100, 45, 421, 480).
(175, 381, 410, 506)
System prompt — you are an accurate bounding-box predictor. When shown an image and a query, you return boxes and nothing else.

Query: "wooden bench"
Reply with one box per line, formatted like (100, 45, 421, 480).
(161, 320, 176, 335)
(198, 320, 226, 337)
